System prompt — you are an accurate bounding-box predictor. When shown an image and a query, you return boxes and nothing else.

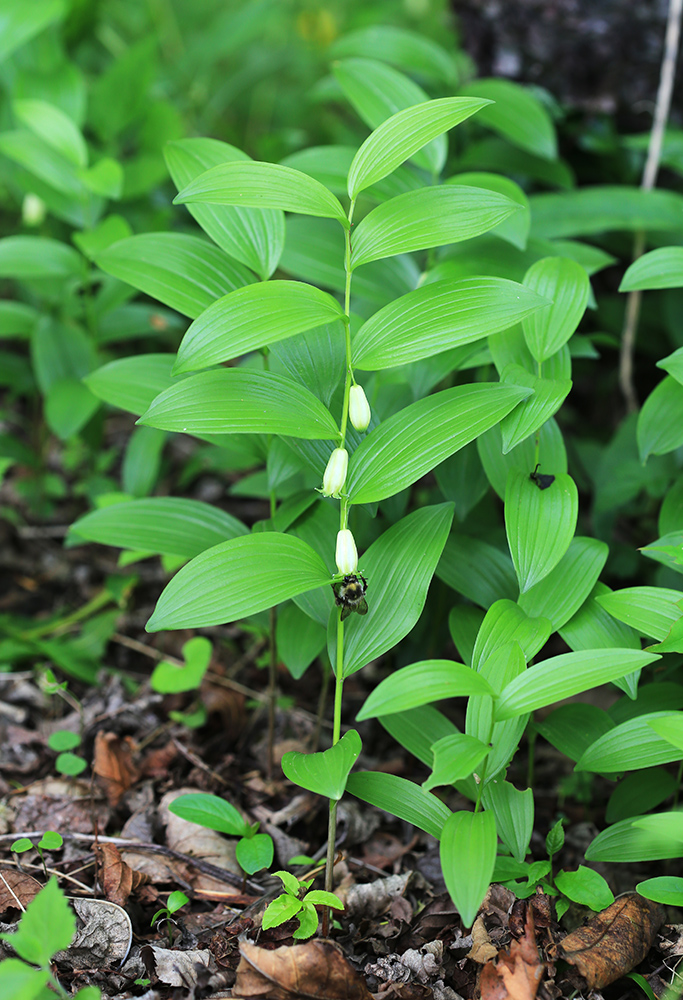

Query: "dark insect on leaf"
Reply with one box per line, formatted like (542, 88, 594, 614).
(530, 464, 555, 490)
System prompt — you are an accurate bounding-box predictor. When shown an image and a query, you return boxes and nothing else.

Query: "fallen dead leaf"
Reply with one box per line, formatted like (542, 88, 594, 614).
(93, 731, 139, 807)
(54, 898, 133, 968)
(341, 872, 412, 920)
(234, 938, 373, 999)
(480, 905, 544, 1000)
(0, 868, 42, 913)
(142, 943, 215, 987)
(468, 916, 498, 965)
(559, 892, 665, 989)
(92, 842, 150, 907)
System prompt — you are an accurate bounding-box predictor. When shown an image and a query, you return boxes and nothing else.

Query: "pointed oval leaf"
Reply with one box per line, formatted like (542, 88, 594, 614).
(495, 649, 660, 721)
(331, 26, 458, 85)
(174, 280, 344, 373)
(336, 504, 455, 678)
(586, 814, 683, 863)
(346, 771, 450, 838)
(0, 235, 82, 279)
(521, 257, 590, 362)
(14, 98, 87, 167)
(168, 793, 248, 836)
(459, 78, 557, 159)
(447, 172, 530, 250)
(636, 877, 683, 906)
(173, 160, 348, 226)
(347, 383, 531, 505)
(517, 537, 608, 630)
(648, 714, 683, 752)
(619, 247, 683, 291)
(281, 729, 361, 801)
(139, 369, 340, 440)
(95, 234, 255, 318)
(147, 532, 330, 631)
(606, 768, 679, 824)
(596, 586, 683, 641)
(482, 780, 534, 862)
(380, 706, 459, 768)
(236, 833, 274, 875)
(357, 660, 494, 721)
(530, 187, 683, 240)
(84, 354, 178, 415)
(637, 376, 683, 462)
(472, 600, 552, 671)
(576, 712, 683, 773)
(353, 277, 548, 371)
(560, 582, 642, 652)
(350, 186, 521, 269)
(440, 810, 497, 928)
(499, 364, 572, 453)
(554, 867, 614, 911)
(423, 733, 490, 790)
(535, 704, 615, 763)
(437, 534, 519, 608)
(164, 137, 284, 280)
(657, 347, 683, 386)
(348, 97, 490, 199)
(505, 469, 578, 593)
(69, 497, 247, 559)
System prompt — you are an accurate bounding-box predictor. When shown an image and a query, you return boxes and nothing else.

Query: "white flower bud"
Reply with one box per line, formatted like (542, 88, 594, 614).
(321, 447, 348, 497)
(335, 529, 358, 575)
(22, 193, 46, 227)
(349, 384, 371, 432)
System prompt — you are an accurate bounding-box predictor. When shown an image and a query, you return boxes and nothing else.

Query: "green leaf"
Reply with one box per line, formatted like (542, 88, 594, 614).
(331, 26, 458, 85)
(48, 731, 80, 751)
(352, 277, 547, 371)
(585, 815, 683, 863)
(84, 354, 178, 415)
(167, 793, 249, 836)
(575, 712, 683, 772)
(0, 878, 74, 967)
(121, 426, 165, 498)
(147, 531, 331, 631)
(276, 603, 326, 680)
(0, 0, 66, 64)
(0, 235, 81, 280)
(55, 752, 87, 776)
(348, 97, 490, 198)
(619, 247, 683, 291)
(139, 369, 340, 440)
(554, 867, 614, 911)
(459, 78, 557, 159)
(302, 890, 344, 909)
(495, 649, 660, 721)
(70, 497, 247, 559)
(73, 214, 132, 260)
(471, 600, 551, 671)
(96, 234, 254, 319)
(648, 714, 683, 752)
(596, 586, 683, 641)
(478, 418, 567, 501)
(440, 810, 497, 927)
(38, 831, 63, 851)
(0, 958, 50, 1000)
(151, 636, 212, 694)
(345, 771, 450, 838)
(530, 187, 683, 240)
(535, 704, 615, 762)
(521, 257, 590, 362)
(637, 376, 683, 461)
(560, 582, 642, 655)
(517, 537, 608, 631)
(357, 660, 494, 721)
(380, 706, 459, 768)
(14, 99, 86, 167)
(482, 780, 534, 863)
(499, 364, 572, 453)
(505, 470, 578, 593)
(350, 186, 521, 268)
(606, 768, 678, 823)
(262, 894, 303, 929)
(281, 729, 361, 801)
(270, 321, 344, 407)
(45, 377, 99, 439)
(293, 904, 319, 939)
(346, 383, 530, 505)
(80, 157, 122, 198)
(637, 876, 683, 906)
(174, 160, 348, 226)
(447, 172, 530, 250)
(174, 280, 344, 373)
(274, 871, 301, 896)
(466, 643, 528, 784)
(165, 137, 284, 280)
(334, 504, 454, 678)
(166, 891, 189, 914)
(423, 733, 490, 789)
(236, 833, 274, 874)
(437, 534, 519, 608)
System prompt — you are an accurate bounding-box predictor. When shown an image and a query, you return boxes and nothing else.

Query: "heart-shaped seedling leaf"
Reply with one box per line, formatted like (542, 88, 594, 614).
(167, 792, 250, 837)
(151, 636, 212, 693)
(235, 833, 274, 875)
(281, 729, 362, 801)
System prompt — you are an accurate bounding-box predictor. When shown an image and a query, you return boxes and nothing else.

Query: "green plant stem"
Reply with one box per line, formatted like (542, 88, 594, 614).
(24, 588, 113, 640)
(267, 490, 278, 779)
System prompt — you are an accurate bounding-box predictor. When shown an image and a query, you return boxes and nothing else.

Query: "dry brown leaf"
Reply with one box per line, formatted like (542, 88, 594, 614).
(559, 893, 665, 989)
(93, 731, 139, 807)
(468, 916, 498, 965)
(92, 842, 150, 906)
(480, 906, 544, 1000)
(234, 939, 373, 1000)
(0, 868, 43, 913)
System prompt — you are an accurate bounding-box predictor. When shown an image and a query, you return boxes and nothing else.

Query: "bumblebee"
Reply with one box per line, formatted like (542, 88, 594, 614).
(332, 573, 368, 620)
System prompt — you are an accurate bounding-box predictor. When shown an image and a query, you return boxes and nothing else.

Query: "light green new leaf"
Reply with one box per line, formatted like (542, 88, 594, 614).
(151, 636, 212, 694)
(346, 771, 450, 839)
(174, 160, 348, 227)
(348, 97, 490, 198)
(352, 278, 547, 371)
(147, 532, 330, 631)
(168, 793, 248, 836)
(482, 780, 534, 862)
(521, 257, 590, 362)
(45, 377, 99, 440)
(447, 172, 530, 249)
(0, 235, 81, 279)
(657, 348, 683, 386)
(281, 729, 361, 801)
(69, 497, 247, 559)
(518, 537, 608, 631)
(459, 78, 557, 159)
(165, 137, 284, 280)
(596, 586, 683, 641)
(648, 714, 683, 751)
(466, 642, 528, 784)
(554, 867, 614, 911)
(139, 369, 340, 440)
(620, 247, 683, 291)
(380, 706, 459, 769)
(350, 186, 521, 268)
(637, 376, 683, 462)
(586, 814, 683, 863)
(471, 600, 552, 671)
(174, 280, 344, 373)
(440, 810, 497, 927)
(14, 98, 86, 167)
(0, 957, 50, 997)
(499, 364, 572, 453)
(576, 712, 682, 772)
(1, 878, 74, 967)
(561, 582, 642, 655)
(0, 0, 66, 64)
(505, 469, 578, 593)
(530, 187, 683, 240)
(336, 504, 454, 678)
(637, 877, 683, 906)
(357, 660, 493, 721)
(346, 383, 531, 505)
(495, 649, 660, 721)
(96, 234, 254, 319)
(330, 26, 458, 86)
(424, 733, 490, 790)
(84, 354, 177, 415)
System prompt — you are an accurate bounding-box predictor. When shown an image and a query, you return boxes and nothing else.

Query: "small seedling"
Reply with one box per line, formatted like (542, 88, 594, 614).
(12, 831, 64, 880)
(48, 731, 88, 777)
(167, 793, 274, 879)
(262, 871, 344, 940)
(151, 890, 189, 945)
